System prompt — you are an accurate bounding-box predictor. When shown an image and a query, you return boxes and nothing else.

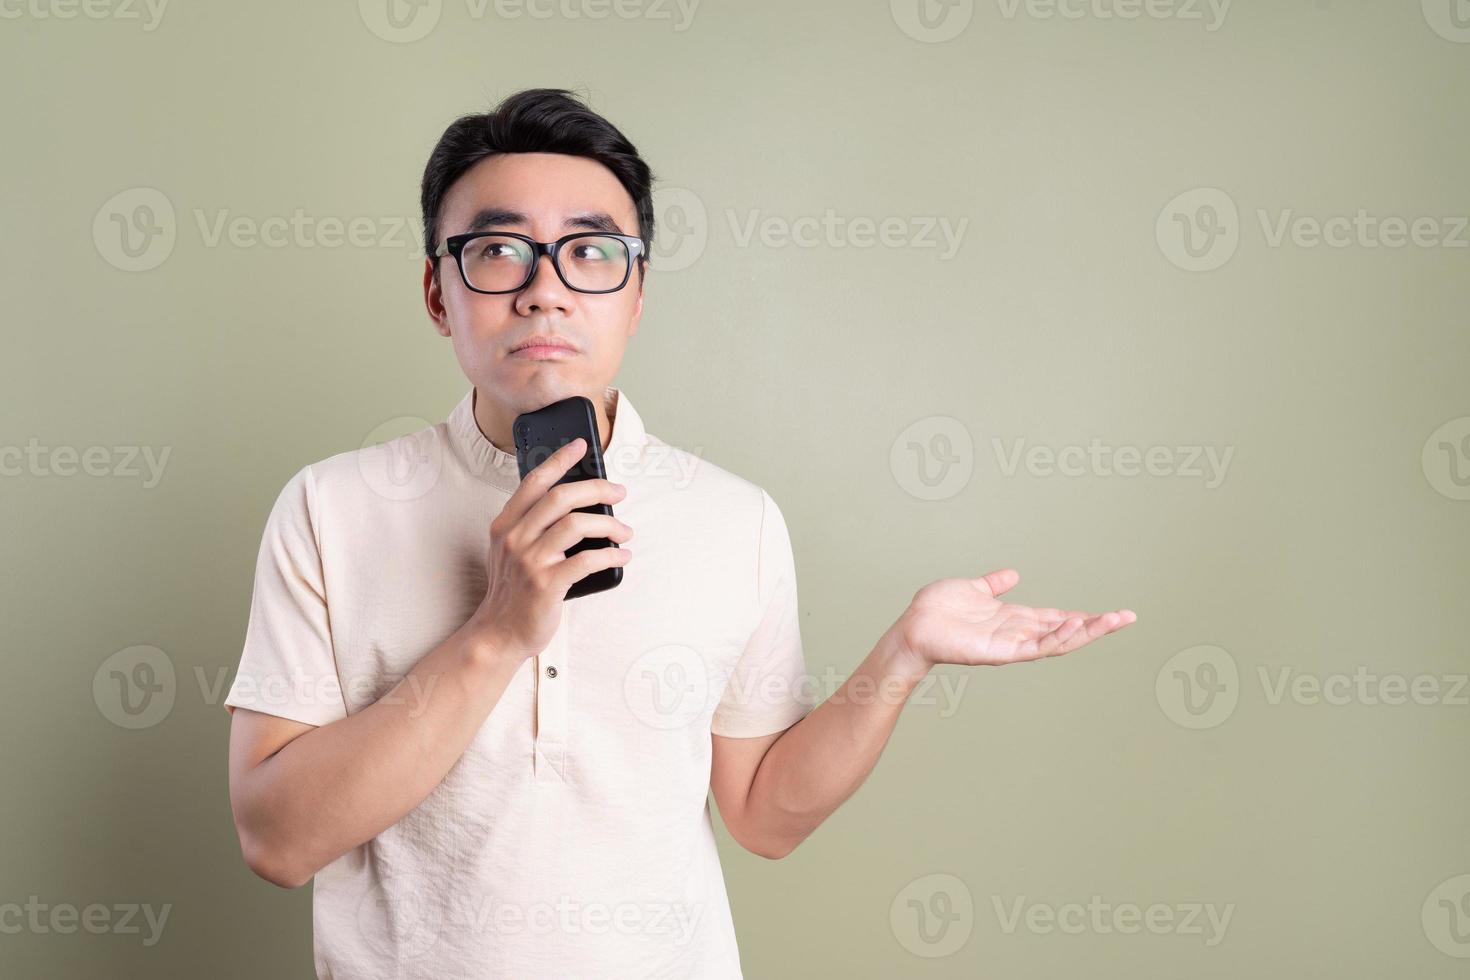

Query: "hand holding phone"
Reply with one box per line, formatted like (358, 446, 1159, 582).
(466, 436, 633, 664)
(512, 395, 628, 600)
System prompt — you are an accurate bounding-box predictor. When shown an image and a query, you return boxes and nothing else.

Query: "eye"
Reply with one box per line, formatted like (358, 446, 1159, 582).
(571, 242, 612, 261)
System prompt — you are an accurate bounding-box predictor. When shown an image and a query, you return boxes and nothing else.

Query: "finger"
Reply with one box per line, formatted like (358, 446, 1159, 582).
(1056, 610, 1134, 655)
(539, 511, 634, 557)
(523, 478, 627, 539)
(1035, 608, 1090, 629)
(971, 568, 1020, 598)
(1033, 616, 1086, 659)
(502, 437, 589, 525)
(552, 543, 633, 594)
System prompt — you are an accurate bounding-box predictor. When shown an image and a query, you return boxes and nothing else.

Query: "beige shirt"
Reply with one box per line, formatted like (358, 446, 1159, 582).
(224, 385, 816, 979)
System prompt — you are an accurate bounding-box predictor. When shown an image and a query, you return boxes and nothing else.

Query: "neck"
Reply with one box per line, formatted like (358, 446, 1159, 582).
(473, 386, 614, 456)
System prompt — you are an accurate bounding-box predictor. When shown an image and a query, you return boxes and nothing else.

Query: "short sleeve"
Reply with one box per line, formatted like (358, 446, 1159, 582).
(224, 464, 349, 727)
(711, 489, 817, 738)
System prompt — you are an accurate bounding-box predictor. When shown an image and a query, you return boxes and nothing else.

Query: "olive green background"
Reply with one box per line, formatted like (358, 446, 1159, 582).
(3, 1, 1469, 977)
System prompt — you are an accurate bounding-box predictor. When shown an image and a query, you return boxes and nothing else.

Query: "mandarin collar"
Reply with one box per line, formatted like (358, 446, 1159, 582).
(447, 385, 646, 493)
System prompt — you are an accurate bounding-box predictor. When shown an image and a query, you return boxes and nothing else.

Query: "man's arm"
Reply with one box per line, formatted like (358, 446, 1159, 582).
(711, 569, 1136, 860)
(228, 627, 521, 889)
(710, 625, 925, 860)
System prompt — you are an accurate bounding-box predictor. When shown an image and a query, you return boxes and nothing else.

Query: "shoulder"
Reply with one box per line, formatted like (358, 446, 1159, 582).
(277, 417, 455, 517)
(632, 431, 775, 521)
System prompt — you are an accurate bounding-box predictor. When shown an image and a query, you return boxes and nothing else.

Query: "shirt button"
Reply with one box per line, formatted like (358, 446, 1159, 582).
(545, 665, 558, 678)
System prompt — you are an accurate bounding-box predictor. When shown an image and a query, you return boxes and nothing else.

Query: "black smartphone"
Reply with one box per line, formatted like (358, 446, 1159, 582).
(512, 394, 622, 600)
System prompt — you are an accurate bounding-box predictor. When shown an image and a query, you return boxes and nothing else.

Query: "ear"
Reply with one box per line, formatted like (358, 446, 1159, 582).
(424, 258, 450, 338)
(627, 272, 644, 339)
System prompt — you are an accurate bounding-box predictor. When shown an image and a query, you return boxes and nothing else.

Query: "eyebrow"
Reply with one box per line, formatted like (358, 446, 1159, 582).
(464, 207, 627, 236)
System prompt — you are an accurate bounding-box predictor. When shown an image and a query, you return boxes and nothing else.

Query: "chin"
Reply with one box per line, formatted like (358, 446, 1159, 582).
(496, 368, 579, 404)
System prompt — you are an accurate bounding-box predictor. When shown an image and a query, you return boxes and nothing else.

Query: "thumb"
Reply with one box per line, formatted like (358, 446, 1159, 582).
(971, 568, 1019, 597)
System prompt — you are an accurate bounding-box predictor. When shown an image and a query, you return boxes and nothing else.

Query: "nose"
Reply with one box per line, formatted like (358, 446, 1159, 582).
(513, 253, 574, 317)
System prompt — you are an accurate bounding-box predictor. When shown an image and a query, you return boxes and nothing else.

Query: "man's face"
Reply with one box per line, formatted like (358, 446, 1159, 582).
(424, 151, 644, 411)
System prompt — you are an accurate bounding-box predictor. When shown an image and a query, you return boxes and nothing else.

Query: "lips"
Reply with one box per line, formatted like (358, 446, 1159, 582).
(511, 335, 576, 353)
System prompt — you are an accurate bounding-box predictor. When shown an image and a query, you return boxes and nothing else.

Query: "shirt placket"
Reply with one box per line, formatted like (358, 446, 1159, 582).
(532, 600, 570, 783)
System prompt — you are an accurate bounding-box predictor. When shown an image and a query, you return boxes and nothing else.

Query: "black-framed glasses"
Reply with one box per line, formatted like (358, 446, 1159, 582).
(433, 231, 647, 295)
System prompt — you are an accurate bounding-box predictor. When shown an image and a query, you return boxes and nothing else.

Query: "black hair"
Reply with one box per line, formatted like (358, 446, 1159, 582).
(419, 87, 655, 283)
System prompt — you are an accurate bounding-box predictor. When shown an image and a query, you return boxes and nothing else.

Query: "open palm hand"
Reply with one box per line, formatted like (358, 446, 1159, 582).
(894, 569, 1136, 669)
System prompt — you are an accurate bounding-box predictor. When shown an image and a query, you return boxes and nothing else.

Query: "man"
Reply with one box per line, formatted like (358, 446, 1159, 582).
(224, 87, 1136, 979)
